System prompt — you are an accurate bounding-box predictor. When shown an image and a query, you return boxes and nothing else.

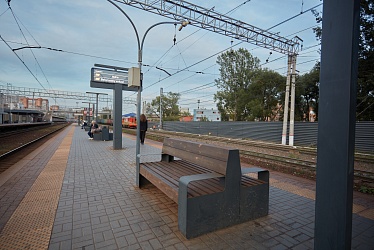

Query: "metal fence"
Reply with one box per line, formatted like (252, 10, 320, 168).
(149, 121, 374, 153)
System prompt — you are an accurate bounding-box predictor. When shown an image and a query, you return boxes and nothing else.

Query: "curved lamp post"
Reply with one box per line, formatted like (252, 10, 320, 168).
(107, 0, 187, 185)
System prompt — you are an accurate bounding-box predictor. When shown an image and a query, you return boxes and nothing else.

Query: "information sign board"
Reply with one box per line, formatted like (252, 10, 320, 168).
(91, 68, 128, 84)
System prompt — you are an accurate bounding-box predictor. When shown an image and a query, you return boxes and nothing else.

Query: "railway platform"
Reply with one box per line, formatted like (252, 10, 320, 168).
(0, 124, 373, 249)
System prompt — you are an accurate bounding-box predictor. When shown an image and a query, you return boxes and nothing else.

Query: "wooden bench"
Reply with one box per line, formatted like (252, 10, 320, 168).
(137, 138, 269, 239)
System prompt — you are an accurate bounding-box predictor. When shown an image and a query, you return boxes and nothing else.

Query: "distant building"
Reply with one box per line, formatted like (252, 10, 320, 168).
(193, 109, 221, 122)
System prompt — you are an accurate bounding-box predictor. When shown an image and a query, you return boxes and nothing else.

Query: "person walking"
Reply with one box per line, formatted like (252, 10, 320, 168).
(139, 114, 148, 145)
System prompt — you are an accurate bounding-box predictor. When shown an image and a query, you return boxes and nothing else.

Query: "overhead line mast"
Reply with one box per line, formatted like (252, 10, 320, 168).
(117, 0, 302, 55)
(118, 0, 301, 146)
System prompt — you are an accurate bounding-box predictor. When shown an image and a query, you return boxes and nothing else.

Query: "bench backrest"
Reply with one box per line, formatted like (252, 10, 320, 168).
(162, 138, 241, 177)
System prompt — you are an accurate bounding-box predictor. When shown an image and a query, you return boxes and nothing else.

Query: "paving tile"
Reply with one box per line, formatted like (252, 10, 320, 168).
(2, 125, 373, 250)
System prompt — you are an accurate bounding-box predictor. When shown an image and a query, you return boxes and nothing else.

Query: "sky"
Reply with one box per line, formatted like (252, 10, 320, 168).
(0, 0, 323, 114)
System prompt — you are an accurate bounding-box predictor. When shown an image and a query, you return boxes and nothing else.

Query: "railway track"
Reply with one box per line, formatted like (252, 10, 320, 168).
(0, 123, 70, 174)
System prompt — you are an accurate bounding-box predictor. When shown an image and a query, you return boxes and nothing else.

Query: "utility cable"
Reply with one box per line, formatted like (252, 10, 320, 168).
(42, 46, 136, 65)
(143, 41, 241, 91)
(0, 35, 48, 91)
(143, 4, 321, 91)
(8, 7, 53, 91)
(4, 40, 137, 65)
(143, 0, 252, 78)
(267, 3, 323, 30)
(0, 6, 9, 17)
(179, 81, 216, 94)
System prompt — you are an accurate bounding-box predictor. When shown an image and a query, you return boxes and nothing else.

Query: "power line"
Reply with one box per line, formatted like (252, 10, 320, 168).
(144, 0, 252, 78)
(179, 81, 216, 94)
(143, 41, 241, 91)
(266, 3, 323, 30)
(0, 35, 48, 91)
(4, 40, 137, 65)
(10, 8, 54, 90)
(225, 0, 251, 15)
(179, 93, 214, 103)
(143, 5, 322, 91)
(0, 6, 9, 17)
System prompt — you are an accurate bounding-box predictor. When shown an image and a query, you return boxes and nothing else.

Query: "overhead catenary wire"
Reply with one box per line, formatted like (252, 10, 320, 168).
(140, 3, 323, 92)
(0, 35, 48, 92)
(0, 6, 9, 17)
(4, 41, 137, 65)
(142, 0, 253, 84)
(2, 0, 322, 112)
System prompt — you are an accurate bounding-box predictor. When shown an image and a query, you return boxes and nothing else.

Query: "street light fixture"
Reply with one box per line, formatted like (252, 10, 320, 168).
(86, 91, 108, 121)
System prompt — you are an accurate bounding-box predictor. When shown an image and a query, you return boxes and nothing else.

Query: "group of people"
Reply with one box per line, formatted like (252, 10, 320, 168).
(83, 114, 148, 143)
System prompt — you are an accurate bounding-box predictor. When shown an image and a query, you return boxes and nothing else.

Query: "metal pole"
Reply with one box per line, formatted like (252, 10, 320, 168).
(87, 92, 108, 122)
(95, 94, 99, 120)
(113, 84, 123, 149)
(0, 93, 3, 124)
(281, 55, 292, 145)
(289, 55, 297, 146)
(314, 0, 359, 248)
(160, 88, 163, 130)
(88, 103, 91, 124)
(107, 0, 185, 186)
(8, 84, 12, 124)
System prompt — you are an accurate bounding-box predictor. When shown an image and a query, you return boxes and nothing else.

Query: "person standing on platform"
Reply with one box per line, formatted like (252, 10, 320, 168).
(139, 114, 148, 145)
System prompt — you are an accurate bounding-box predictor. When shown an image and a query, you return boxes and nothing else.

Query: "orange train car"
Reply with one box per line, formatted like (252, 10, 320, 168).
(122, 116, 137, 129)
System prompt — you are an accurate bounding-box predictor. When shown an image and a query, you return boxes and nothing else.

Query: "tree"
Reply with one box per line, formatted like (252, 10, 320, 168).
(313, 0, 374, 120)
(214, 48, 260, 121)
(214, 48, 286, 121)
(296, 63, 320, 121)
(357, 0, 374, 121)
(149, 92, 181, 121)
(248, 68, 286, 121)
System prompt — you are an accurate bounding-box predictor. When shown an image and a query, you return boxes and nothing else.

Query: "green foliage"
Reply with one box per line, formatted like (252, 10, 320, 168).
(149, 92, 181, 119)
(359, 185, 374, 194)
(214, 48, 260, 121)
(214, 48, 285, 121)
(295, 63, 320, 121)
(313, 1, 374, 121)
(199, 116, 210, 122)
(249, 68, 286, 121)
(357, 0, 374, 121)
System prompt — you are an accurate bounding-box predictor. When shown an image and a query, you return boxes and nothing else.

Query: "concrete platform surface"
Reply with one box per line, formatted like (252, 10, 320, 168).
(0, 124, 373, 250)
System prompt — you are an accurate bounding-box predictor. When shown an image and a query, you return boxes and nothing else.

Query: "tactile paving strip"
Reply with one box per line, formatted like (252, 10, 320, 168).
(0, 126, 74, 250)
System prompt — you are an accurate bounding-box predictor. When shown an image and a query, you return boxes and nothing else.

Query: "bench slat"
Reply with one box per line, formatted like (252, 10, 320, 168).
(166, 160, 225, 193)
(163, 145, 228, 175)
(140, 164, 180, 203)
(140, 160, 266, 203)
(164, 138, 232, 158)
(141, 161, 224, 198)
